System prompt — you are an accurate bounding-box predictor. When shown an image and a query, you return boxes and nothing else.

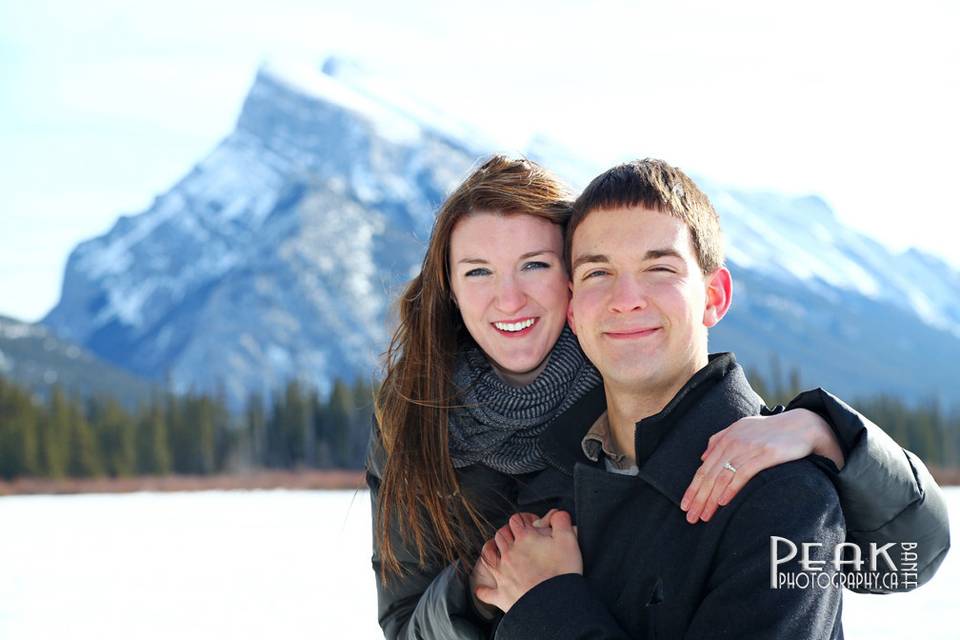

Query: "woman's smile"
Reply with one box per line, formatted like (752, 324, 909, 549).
(492, 317, 539, 336)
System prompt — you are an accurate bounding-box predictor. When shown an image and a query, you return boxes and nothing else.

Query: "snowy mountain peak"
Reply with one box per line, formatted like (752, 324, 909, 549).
(40, 60, 960, 407)
(320, 55, 366, 79)
(43, 59, 482, 407)
(255, 60, 423, 145)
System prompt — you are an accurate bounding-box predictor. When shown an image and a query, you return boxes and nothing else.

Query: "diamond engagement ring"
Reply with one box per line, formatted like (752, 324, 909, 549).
(722, 461, 737, 474)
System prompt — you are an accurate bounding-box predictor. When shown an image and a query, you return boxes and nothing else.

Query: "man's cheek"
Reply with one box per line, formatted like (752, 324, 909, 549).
(572, 287, 602, 315)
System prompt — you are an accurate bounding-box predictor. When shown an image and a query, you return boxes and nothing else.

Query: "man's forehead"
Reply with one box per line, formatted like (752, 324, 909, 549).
(572, 206, 694, 257)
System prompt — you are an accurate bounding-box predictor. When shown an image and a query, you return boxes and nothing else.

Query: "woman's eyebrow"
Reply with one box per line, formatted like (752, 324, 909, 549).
(457, 249, 557, 265)
(518, 250, 558, 260)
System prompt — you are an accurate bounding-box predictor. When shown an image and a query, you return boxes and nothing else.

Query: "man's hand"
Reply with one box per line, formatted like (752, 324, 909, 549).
(681, 408, 845, 524)
(475, 510, 582, 613)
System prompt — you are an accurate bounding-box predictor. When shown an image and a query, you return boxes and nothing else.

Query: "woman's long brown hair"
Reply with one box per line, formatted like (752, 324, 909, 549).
(374, 155, 573, 581)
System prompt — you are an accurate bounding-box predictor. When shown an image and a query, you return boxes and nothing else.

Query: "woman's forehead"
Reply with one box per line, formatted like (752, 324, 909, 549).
(450, 212, 563, 258)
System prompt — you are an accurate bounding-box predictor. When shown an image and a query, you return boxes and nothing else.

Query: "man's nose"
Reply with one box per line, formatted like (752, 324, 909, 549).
(609, 275, 648, 313)
(495, 276, 527, 314)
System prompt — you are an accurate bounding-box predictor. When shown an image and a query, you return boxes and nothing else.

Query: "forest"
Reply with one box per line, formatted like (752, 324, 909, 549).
(1, 369, 957, 481)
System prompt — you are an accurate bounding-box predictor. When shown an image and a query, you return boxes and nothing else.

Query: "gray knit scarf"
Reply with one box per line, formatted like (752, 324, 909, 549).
(448, 326, 603, 474)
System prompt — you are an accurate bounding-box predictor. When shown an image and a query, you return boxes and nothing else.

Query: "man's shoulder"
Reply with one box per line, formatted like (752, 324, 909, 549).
(735, 458, 842, 521)
(751, 457, 836, 487)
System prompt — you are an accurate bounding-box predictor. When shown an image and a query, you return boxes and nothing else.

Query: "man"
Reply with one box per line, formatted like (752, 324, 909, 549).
(475, 159, 845, 639)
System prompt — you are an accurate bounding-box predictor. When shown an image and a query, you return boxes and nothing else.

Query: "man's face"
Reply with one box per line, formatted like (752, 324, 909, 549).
(567, 206, 730, 398)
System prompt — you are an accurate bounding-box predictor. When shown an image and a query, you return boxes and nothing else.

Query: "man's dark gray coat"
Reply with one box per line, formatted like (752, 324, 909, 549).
(495, 354, 843, 639)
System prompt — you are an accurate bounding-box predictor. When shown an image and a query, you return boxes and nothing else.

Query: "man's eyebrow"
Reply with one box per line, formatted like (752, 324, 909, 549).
(572, 248, 683, 271)
(572, 254, 608, 271)
(644, 248, 684, 260)
(456, 249, 557, 265)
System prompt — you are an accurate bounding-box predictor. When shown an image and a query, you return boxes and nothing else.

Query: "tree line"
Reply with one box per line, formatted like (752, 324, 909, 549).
(0, 376, 373, 481)
(1, 369, 958, 481)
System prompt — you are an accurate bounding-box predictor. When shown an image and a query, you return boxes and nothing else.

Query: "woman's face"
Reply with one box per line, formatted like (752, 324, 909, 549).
(448, 212, 569, 384)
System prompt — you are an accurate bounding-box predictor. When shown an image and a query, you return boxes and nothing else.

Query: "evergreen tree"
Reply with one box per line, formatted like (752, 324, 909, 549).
(0, 377, 40, 479)
(265, 393, 288, 468)
(185, 395, 216, 474)
(66, 399, 101, 477)
(92, 397, 137, 477)
(246, 392, 267, 468)
(787, 369, 802, 401)
(166, 392, 190, 474)
(40, 386, 71, 478)
(137, 400, 171, 475)
(347, 378, 374, 467)
(209, 390, 232, 473)
(305, 387, 319, 468)
(327, 379, 352, 467)
(746, 367, 771, 405)
(287, 380, 312, 468)
(312, 389, 333, 467)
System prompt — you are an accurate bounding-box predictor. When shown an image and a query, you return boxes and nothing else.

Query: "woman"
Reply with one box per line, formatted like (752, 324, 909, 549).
(368, 156, 949, 639)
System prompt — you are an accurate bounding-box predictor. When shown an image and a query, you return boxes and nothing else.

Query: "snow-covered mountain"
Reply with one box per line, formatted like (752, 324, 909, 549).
(0, 315, 155, 406)
(44, 59, 480, 406)
(42, 58, 960, 408)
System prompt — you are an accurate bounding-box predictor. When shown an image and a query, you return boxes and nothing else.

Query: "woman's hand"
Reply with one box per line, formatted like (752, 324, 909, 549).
(475, 511, 582, 613)
(680, 408, 845, 524)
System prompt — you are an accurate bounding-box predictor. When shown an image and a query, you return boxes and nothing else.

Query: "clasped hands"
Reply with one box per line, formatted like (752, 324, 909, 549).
(471, 509, 582, 614)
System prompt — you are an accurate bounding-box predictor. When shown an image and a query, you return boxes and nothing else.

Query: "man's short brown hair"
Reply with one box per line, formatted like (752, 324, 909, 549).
(566, 159, 724, 274)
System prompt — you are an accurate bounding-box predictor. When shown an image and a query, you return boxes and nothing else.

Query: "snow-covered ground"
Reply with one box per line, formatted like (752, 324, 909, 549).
(1, 488, 956, 639)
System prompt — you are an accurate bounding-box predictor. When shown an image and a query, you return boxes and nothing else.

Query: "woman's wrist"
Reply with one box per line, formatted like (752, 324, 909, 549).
(795, 408, 846, 470)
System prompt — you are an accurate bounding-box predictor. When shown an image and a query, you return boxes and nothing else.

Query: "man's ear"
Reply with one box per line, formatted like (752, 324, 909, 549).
(703, 267, 732, 328)
(566, 288, 577, 335)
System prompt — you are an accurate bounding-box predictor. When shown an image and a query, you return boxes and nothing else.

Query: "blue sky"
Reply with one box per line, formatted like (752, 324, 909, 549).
(2, 0, 958, 322)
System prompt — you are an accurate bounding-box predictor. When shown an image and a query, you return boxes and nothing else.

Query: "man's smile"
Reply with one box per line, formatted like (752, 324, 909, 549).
(603, 326, 662, 339)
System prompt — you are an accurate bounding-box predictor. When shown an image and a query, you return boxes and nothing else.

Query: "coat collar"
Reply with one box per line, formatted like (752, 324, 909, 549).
(635, 354, 763, 507)
(539, 384, 607, 476)
(539, 354, 763, 507)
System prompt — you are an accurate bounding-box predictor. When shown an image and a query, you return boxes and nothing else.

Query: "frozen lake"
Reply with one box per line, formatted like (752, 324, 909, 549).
(1, 488, 957, 639)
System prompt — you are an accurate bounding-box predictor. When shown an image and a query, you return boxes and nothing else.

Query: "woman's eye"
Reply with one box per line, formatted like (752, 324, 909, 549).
(522, 261, 550, 271)
(464, 268, 491, 277)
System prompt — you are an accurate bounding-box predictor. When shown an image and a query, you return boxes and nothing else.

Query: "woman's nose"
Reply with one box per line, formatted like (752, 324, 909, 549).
(495, 277, 527, 314)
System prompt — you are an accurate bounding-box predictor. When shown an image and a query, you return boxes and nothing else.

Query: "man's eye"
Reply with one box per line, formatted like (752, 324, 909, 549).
(465, 268, 491, 277)
(649, 266, 676, 273)
(522, 261, 550, 271)
(583, 269, 608, 280)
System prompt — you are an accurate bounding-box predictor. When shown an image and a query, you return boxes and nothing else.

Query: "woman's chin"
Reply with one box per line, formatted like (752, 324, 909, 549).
(489, 352, 551, 386)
